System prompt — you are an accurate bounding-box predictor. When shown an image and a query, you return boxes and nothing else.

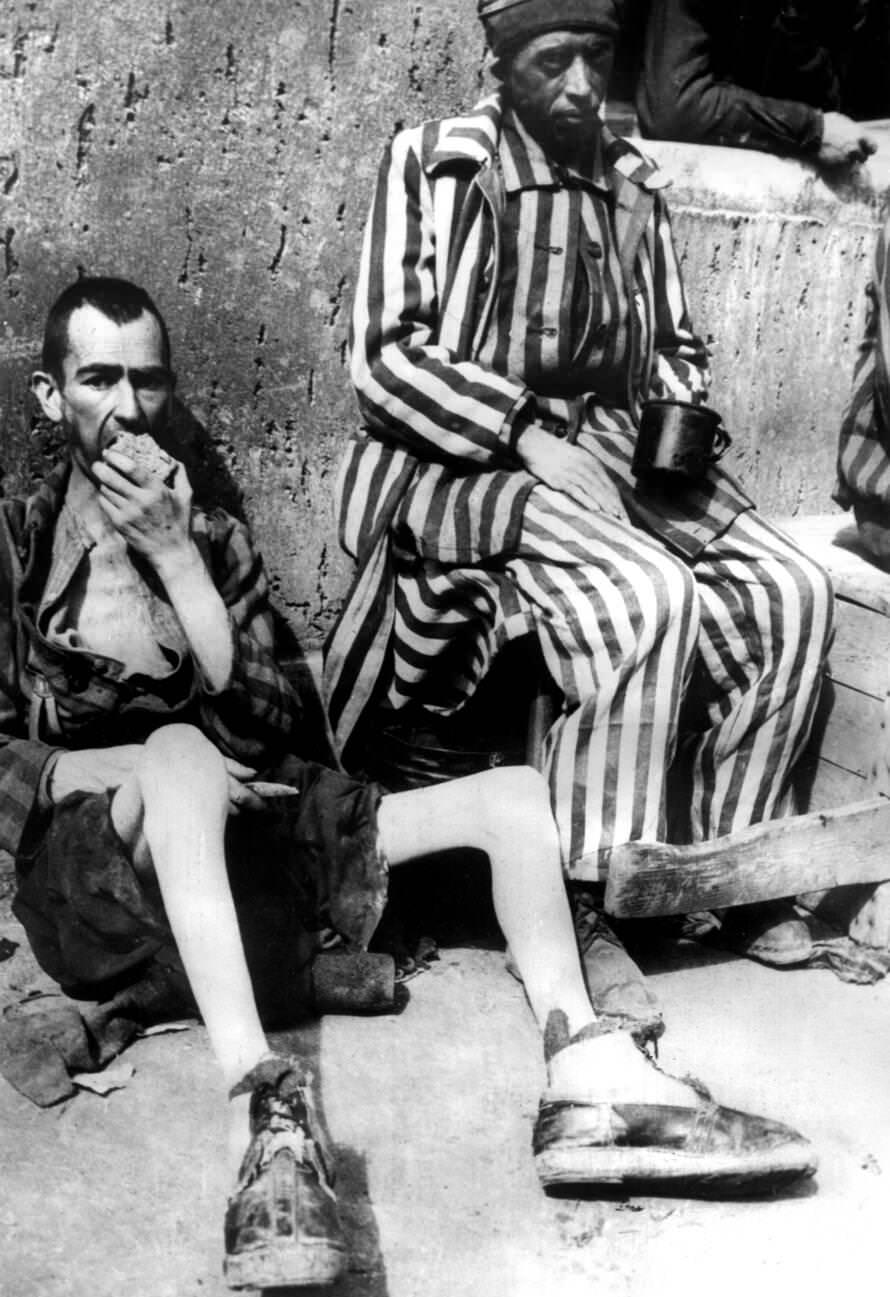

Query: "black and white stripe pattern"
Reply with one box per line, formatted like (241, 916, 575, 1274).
(325, 94, 832, 874)
(384, 487, 832, 875)
(836, 217, 890, 509)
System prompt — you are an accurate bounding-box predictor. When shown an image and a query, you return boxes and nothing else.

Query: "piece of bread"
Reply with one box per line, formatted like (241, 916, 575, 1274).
(106, 431, 176, 484)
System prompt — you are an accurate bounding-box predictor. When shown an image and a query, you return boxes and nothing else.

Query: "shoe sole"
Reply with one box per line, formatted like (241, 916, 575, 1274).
(535, 1142, 818, 1197)
(224, 1236, 347, 1289)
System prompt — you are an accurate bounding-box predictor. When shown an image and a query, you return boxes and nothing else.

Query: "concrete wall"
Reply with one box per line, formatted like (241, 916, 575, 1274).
(645, 136, 890, 517)
(1, 0, 889, 648)
(0, 0, 489, 643)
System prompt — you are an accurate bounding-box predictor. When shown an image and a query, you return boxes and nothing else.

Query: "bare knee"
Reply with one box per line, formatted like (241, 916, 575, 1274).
(136, 725, 228, 805)
(379, 764, 557, 865)
(472, 764, 554, 845)
(140, 723, 222, 772)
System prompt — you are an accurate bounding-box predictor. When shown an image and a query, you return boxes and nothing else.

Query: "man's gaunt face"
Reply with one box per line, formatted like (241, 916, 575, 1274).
(505, 29, 615, 162)
(40, 304, 172, 480)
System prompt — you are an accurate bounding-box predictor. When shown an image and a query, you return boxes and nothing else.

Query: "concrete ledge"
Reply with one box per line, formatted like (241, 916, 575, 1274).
(619, 131, 890, 524)
(639, 130, 890, 221)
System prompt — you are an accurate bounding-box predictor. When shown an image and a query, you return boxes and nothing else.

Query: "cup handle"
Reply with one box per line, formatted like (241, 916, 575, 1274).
(711, 424, 732, 462)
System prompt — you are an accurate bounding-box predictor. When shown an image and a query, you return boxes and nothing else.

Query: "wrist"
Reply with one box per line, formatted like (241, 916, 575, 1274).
(507, 402, 535, 457)
(154, 539, 204, 587)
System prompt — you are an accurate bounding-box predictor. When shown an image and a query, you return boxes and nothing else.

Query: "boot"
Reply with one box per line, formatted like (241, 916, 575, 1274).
(224, 1055, 346, 1289)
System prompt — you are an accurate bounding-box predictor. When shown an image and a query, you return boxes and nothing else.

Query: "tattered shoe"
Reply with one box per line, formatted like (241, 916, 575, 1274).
(534, 1020, 817, 1197)
(534, 1098, 818, 1197)
(571, 888, 664, 1047)
(224, 1056, 346, 1289)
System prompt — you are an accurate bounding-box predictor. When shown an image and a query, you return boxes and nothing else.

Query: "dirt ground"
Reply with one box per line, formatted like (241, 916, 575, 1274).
(1, 857, 889, 1297)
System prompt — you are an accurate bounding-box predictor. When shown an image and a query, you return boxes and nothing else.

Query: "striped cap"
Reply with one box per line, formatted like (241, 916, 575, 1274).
(477, 0, 621, 58)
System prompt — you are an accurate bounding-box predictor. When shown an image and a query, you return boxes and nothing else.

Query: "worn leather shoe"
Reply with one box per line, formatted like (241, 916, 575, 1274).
(716, 900, 813, 967)
(571, 887, 665, 1047)
(534, 1097, 818, 1197)
(224, 1055, 346, 1289)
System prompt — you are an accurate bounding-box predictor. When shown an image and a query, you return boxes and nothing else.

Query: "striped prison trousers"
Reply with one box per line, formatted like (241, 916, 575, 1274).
(387, 486, 835, 879)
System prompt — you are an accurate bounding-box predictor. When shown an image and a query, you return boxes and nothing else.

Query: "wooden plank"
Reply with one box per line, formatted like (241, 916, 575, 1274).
(795, 755, 869, 813)
(604, 797, 890, 918)
(811, 680, 883, 780)
(827, 599, 890, 698)
(775, 515, 890, 615)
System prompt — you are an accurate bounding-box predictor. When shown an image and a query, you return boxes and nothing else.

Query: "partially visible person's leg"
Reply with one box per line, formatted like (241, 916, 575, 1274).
(111, 724, 345, 1290)
(111, 724, 267, 1089)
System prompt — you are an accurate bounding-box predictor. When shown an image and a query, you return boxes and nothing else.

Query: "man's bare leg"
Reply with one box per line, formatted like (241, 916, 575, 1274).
(378, 765, 819, 1193)
(377, 765, 698, 1107)
(111, 723, 345, 1288)
(110, 724, 268, 1158)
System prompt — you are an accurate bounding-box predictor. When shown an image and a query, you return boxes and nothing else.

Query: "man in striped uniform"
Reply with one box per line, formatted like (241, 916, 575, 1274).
(325, 0, 834, 1035)
(834, 213, 890, 950)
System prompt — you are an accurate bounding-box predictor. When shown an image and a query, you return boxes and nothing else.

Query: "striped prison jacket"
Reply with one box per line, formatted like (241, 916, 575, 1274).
(324, 94, 755, 757)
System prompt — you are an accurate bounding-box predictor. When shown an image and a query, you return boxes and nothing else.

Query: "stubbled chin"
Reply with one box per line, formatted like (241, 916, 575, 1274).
(543, 130, 598, 168)
(552, 115, 599, 145)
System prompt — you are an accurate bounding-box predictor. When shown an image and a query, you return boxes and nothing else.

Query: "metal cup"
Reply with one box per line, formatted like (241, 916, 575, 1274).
(631, 399, 731, 482)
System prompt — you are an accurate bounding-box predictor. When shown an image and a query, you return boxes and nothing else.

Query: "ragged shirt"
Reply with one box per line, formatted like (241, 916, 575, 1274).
(0, 461, 302, 859)
(40, 475, 189, 682)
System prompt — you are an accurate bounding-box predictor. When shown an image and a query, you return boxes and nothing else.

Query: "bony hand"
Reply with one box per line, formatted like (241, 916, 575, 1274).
(94, 447, 194, 574)
(47, 744, 144, 802)
(223, 756, 265, 815)
(818, 112, 877, 168)
(516, 423, 628, 521)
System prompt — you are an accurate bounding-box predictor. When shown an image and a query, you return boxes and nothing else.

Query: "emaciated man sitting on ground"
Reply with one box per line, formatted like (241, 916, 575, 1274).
(0, 277, 820, 1287)
(325, 0, 835, 1030)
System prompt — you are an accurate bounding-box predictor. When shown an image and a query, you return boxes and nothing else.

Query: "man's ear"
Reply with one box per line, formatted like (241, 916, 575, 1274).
(30, 371, 64, 423)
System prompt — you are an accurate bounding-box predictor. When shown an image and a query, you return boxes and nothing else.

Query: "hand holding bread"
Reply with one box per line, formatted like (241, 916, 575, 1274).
(106, 430, 177, 485)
